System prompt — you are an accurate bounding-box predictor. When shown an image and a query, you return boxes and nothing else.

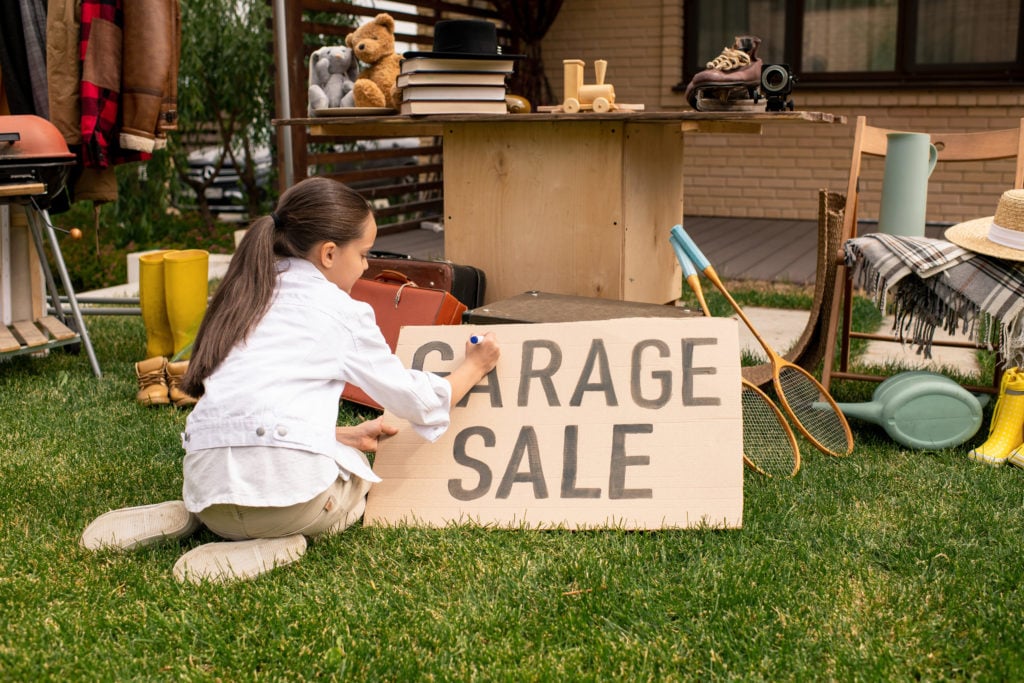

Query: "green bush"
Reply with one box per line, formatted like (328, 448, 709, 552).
(48, 159, 240, 292)
(50, 210, 238, 293)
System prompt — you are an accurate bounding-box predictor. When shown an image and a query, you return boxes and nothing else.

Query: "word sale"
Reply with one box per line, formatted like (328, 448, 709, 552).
(449, 423, 654, 502)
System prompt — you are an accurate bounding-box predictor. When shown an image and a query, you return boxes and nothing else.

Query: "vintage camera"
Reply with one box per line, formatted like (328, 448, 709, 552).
(760, 64, 796, 112)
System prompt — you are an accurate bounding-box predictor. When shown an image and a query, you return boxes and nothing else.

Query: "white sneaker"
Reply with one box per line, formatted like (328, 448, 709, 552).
(81, 501, 200, 550)
(172, 535, 307, 584)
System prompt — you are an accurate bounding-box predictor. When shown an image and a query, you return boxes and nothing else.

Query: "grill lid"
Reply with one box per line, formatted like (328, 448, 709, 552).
(0, 115, 76, 163)
(0, 115, 76, 207)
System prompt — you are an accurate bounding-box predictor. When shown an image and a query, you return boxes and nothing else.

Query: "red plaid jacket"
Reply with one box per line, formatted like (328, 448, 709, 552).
(79, 0, 149, 168)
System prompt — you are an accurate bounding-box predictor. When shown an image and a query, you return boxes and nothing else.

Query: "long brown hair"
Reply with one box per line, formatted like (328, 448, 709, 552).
(182, 177, 372, 397)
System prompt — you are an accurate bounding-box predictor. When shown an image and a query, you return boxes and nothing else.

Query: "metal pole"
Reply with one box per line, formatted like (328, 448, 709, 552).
(54, 306, 140, 316)
(273, 0, 295, 188)
(31, 208, 102, 377)
(25, 207, 66, 322)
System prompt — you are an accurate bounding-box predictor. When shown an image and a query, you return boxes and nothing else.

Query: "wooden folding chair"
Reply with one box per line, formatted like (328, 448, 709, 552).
(743, 188, 845, 388)
(821, 116, 1024, 394)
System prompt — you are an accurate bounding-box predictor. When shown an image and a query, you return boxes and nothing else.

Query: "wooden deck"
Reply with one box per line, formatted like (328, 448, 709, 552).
(373, 216, 821, 286)
(682, 216, 821, 284)
(374, 216, 950, 288)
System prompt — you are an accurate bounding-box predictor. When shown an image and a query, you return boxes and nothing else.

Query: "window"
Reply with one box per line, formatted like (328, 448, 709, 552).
(680, 0, 1024, 88)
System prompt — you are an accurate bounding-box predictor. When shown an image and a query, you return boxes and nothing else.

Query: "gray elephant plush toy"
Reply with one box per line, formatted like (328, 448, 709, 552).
(307, 45, 359, 114)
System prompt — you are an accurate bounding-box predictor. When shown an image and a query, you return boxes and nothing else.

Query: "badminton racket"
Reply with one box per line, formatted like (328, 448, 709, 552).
(671, 225, 854, 458)
(671, 232, 801, 477)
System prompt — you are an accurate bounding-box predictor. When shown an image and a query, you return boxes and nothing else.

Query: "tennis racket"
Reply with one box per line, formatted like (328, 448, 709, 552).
(671, 225, 854, 458)
(671, 231, 801, 477)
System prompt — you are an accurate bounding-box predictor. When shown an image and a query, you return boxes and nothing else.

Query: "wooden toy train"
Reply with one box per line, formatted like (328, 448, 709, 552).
(538, 59, 644, 114)
(563, 59, 614, 113)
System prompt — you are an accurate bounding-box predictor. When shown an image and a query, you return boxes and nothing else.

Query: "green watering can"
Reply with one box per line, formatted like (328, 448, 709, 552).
(815, 371, 989, 449)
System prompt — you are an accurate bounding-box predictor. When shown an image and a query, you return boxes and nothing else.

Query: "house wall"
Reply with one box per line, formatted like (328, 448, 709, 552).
(540, 0, 1024, 223)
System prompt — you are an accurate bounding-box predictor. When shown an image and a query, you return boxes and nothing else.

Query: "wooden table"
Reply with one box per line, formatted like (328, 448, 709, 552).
(277, 111, 845, 304)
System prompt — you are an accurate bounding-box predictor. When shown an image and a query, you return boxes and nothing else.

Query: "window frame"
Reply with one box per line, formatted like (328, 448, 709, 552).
(677, 0, 1024, 90)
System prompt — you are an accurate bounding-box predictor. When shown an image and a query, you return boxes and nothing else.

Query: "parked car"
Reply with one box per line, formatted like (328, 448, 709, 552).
(184, 145, 272, 216)
(183, 137, 425, 217)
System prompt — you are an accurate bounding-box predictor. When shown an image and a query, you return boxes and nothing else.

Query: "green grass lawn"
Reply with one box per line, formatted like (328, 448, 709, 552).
(2, 308, 1022, 681)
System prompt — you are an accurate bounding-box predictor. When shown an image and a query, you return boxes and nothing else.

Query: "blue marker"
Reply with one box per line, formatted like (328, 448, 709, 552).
(470, 335, 482, 344)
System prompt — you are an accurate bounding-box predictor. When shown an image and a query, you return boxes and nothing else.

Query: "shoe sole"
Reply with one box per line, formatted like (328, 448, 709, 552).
(968, 451, 1009, 466)
(173, 535, 307, 584)
(1008, 449, 1024, 469)
(81, 501, 199, 550)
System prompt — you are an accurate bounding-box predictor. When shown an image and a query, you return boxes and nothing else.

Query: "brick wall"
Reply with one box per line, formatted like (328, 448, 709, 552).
(540, 0, 1024, 223)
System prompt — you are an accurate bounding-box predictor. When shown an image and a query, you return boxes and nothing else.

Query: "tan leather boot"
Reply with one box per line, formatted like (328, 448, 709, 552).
(136, 356, 170, 406)
(166, 360, 197, 408)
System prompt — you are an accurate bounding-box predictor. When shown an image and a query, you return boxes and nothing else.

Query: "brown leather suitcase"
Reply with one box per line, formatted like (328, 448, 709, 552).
(366, 252, 486, 309)
(344, 272, 467, 410)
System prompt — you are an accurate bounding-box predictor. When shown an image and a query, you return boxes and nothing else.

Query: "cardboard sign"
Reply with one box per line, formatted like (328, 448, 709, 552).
(364, 318, 743, 529)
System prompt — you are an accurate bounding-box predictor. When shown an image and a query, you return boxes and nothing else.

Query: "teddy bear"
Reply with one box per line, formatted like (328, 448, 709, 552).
(307, 45, 359, 114)
(344, 13, 402, 109)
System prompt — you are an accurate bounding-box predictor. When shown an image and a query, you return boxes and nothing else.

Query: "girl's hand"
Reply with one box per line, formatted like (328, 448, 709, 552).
(446, 332, 500, 407)
(465, 332, 500, 377)
(336, 416, 399, 452)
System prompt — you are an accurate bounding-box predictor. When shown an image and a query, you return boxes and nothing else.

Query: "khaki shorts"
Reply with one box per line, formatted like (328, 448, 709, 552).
(197, 472, 373, 541)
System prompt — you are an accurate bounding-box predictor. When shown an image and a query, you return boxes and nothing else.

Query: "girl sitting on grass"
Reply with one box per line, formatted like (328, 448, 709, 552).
(80, 176, 499, 583)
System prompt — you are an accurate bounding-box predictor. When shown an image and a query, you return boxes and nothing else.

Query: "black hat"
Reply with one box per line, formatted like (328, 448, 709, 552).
(403, 19, 523, 60)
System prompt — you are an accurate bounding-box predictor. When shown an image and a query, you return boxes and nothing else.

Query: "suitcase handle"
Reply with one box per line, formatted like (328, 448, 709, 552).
(374, 269, 415, 286)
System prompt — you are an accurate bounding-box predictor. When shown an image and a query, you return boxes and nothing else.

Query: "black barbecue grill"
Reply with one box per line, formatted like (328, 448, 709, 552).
(0, 115, 100, 376)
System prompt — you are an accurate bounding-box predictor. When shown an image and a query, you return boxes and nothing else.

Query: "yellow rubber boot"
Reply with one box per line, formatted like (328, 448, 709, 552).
(138, 250, 175, 359)
(163, 249, 209, 360)
(969, 368, 1024, 466)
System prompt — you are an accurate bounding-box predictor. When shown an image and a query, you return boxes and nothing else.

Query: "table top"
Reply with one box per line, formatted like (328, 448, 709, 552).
(464, 291, 701, 324)
(275, 110, 847, 137)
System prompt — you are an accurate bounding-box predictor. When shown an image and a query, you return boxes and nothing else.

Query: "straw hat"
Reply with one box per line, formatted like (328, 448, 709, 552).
(945, 189, 1024, 262)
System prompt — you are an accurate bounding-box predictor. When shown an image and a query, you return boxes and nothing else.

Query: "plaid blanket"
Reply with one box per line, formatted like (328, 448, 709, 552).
(845, 234, 1024, 366)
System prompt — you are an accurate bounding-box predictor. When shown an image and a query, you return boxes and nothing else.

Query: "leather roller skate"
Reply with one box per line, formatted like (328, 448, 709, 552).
(684, 35, 764, 112)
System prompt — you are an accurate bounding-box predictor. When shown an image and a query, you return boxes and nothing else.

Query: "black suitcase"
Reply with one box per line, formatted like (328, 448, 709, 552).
(366, 251, 486, 309)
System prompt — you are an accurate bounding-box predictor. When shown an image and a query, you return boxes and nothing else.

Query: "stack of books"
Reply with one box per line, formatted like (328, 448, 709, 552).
(397, 56, 515, 116)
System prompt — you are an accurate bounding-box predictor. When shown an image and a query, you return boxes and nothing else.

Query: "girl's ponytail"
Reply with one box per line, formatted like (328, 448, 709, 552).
(181, 216, 278, 397)
(181, 177, 373, 398)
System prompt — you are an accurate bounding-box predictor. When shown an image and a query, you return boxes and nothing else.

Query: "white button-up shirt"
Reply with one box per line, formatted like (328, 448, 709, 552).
(181, 257, 452, 511)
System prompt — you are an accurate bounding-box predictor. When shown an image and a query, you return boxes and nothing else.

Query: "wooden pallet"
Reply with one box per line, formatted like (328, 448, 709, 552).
(0, 315, 78, 355)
